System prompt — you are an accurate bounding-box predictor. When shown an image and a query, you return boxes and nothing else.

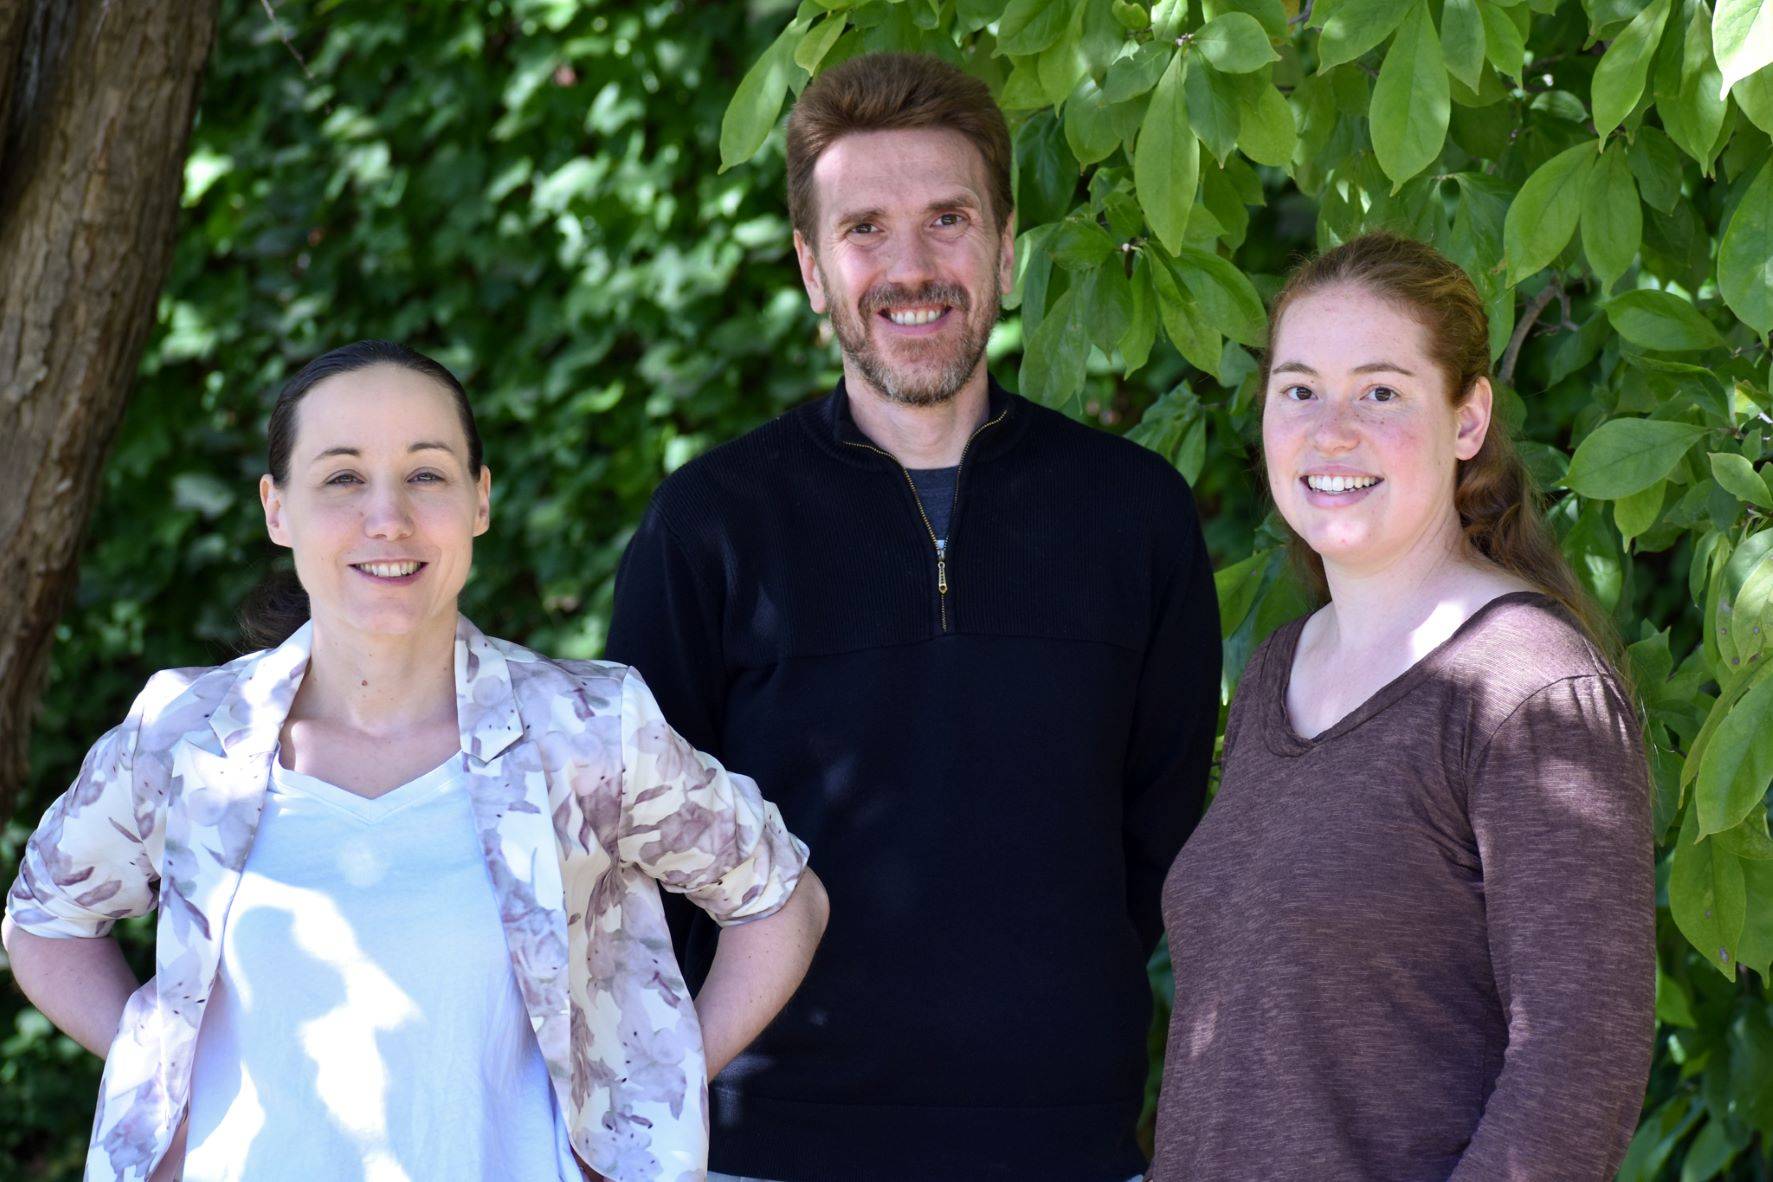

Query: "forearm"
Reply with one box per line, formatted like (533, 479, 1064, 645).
(693, 869, 828, 1078)
(2, 916, 139, 1056)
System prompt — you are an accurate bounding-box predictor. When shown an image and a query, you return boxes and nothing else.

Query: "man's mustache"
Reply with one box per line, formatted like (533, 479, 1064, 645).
(859, 282, 971, 314)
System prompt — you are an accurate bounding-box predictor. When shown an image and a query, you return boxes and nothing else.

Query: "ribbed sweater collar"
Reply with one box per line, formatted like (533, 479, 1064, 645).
(807, 374, 1027, 467)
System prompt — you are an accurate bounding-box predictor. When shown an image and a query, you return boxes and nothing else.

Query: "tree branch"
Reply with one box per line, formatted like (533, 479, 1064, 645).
(1499, 283, 1559, 386)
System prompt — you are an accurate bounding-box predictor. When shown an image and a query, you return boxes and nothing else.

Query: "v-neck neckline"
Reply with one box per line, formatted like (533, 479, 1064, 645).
(270, 748, 464, 823)
(1262, 590, 1552, 757)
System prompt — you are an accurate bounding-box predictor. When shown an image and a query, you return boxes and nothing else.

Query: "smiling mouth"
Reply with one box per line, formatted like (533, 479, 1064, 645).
(352, 560, 426, 579)
(1303, 475, 1383, 494)
(879, 305, 951, 327)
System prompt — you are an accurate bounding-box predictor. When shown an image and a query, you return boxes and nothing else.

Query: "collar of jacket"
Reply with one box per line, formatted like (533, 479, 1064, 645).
(205, 614, 525, 763)
(811, 372, 1028, 468)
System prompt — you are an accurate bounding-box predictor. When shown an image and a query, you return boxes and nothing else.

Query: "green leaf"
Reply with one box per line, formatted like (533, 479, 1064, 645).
(1050, 217, 1117, 269)
(1711, 452, 1773, 508)
(1370, 0, 1450, 190)
(1615, 479, 1665, 540)
(1565, 417, 1709, 498)
(1082, 258, 1135, 353)
(1184, 59, 1243, 163)
(1503, 140, 1599, 284)
(1020, 286, 1090, 405)
(1680, 1117, 1745, 1180)
(1670, 804, 1745, 977)
(1238, 83, 1298, 167)
(1735, 61, 1773, 132)
(1719, 158, 1773, 333)
(999, 0, 1073, 54)
(1442, 0, 1486, 89)
(1122, 255, 1159, 373)
(1214, 549, 1270, 638)
(1193, 13, 1280, 72)
(794, 14, 849, 73)
(1169, 244, 1268, 347)
(719, 17, 812, 170)
(1626, 126, 1685, 212)
(1064, 76, 1123, 166)
(1317, 0, 1416, 70)
(1655, 0, 1730, 168)
(1606, 288, 1727, 351)
(1713, 0, 1773, 97)
(1478, 0, 1526, 77)
(1696, 654, 1773, 834)
(1580, 143, 1641, 286)
(1135, 53, 1199, 254)
(1103, 41, 1172, 101)
(1562, 500, 1624, 609)
(1617, 1096, 1701, 1182)
(1591, 0, 1671, 137)
(1150, 252, 1226, 371)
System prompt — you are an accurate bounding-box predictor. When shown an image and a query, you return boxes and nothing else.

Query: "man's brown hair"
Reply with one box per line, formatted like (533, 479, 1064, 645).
(785, 53, 1013, 242)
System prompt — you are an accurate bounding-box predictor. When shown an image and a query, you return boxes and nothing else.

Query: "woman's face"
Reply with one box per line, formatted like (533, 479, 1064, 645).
(1261, 282, 1490, 579)
(259, 364, 490, 641)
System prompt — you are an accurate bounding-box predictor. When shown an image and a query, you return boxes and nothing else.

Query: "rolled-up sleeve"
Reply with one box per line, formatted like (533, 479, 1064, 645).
(1450, 673, 1656, 1180)
(6, 690, 160, 939)
(615, 665, 809, 927)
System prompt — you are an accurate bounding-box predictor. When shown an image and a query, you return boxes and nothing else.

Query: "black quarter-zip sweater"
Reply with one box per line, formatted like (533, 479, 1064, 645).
(604, 377, 1221, 1182)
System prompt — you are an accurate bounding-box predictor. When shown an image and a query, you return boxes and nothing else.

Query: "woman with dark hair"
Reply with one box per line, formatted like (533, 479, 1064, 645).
(1149, 234, 1655, 1181)
(3, 341, 829, 1182)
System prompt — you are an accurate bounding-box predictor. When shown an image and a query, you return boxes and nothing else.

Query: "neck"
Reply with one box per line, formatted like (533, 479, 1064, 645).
(293, 610, 460, 735)
(842, 359, 991, 468)
(1316, 510, 1482, 653)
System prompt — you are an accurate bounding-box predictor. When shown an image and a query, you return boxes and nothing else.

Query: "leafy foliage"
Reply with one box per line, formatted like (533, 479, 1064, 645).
(719, 0, 1773, 1173)
(4, 0, 1773, 1177)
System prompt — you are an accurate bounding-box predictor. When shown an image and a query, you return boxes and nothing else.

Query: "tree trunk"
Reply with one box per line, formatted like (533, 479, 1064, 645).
(0, 0, 218, 817)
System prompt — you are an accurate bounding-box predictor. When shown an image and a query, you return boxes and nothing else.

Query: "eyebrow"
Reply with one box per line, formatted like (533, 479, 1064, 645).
(310, 442, 456, 462)
(831, 193, 982, 227)
(1270, 361, 1417, 377)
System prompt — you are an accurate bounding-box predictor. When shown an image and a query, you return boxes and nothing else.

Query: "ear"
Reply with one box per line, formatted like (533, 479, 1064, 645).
(1454, 377, 1493, 462)
(997, 209, 1017, 299)
(473, 465, 492, 537)
(260, 474, 292, 548)
(794, 229, 828, 315)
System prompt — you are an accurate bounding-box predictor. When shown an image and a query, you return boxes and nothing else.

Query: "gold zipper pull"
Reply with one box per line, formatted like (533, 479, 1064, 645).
(936, 539, 948, 594)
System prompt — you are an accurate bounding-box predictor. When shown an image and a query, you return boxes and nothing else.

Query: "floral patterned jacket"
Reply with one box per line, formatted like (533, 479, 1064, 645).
(5, 616, 809, 1182)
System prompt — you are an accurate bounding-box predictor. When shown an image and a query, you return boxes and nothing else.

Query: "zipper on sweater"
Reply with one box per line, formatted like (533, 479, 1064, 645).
(841, 405, 1008, 633)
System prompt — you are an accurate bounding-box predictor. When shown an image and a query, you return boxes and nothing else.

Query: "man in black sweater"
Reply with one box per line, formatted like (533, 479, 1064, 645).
(605, 52, 1219, 1182)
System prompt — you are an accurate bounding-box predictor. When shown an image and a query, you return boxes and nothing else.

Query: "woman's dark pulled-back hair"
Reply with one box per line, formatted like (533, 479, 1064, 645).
(239, 340, 482, 650)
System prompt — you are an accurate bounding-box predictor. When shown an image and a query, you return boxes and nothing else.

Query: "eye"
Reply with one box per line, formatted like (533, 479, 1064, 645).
(1367, 386, 1400, 402)
(410, 470, 445, 484)
(933, 212, 965, 229)
(1279, 384, 1313, 402)
(848, 222, 878, 236)
(324, 471, 362, 486)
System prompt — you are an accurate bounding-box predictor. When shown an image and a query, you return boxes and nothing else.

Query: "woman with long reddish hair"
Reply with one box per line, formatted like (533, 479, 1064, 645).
(1150, 233, 1655, 1180)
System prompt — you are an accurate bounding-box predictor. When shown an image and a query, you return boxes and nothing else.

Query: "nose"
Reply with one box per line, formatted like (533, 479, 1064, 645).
(884, 227, 939, 287)
(363, 484, 415, 540)
(1309, 397, 1361, 453)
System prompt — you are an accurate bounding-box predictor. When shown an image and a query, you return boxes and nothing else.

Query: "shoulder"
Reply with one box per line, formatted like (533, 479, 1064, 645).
(1446, 594, 1633, 734)
(492, 635, 631, 708)
(131, 655, 252, 744)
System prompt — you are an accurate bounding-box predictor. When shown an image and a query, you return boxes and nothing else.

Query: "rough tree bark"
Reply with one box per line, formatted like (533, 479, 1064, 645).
(0, 0, 218, 817)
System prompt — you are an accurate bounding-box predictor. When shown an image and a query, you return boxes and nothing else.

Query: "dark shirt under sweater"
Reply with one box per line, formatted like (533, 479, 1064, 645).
(604, 377, 1221, 1182)
(1152, 593, 1655, 1182)
(908, 465, 958, 540)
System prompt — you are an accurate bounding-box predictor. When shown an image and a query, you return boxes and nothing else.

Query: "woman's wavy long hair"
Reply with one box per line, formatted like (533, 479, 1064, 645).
(238, 340, 482, 650)
(1259, 232, 1616, 659)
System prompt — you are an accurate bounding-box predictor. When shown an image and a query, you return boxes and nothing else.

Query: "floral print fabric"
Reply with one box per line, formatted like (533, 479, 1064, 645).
(6, 616, 809, 1182)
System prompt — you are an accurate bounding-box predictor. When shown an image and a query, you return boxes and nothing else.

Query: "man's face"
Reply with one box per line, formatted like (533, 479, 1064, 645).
(794, 128, 1014, 407)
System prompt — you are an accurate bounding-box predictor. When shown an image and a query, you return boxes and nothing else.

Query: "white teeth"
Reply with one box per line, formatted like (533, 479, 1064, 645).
(1306, 475, 1379, 493)
(887, 307, 944, 326)
(358, 561, 420, 578)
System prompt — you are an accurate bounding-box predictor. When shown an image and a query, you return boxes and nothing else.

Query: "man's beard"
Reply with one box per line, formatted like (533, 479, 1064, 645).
(824, 276, 999, 407)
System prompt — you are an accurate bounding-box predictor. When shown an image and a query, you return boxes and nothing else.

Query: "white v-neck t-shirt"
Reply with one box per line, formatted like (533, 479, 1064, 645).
(182, 752, 580, 1182)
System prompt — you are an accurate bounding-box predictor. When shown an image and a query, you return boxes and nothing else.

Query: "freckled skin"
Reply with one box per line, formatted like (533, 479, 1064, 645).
(792, 127, 1014, 407)
(1261, 283, 1489, 579)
